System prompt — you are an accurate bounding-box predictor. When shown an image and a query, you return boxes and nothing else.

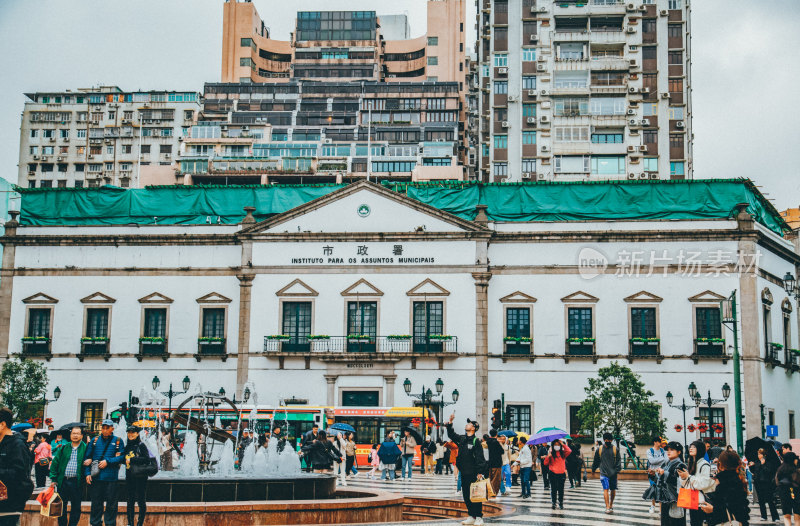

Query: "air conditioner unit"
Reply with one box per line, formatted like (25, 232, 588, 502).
(628, 119, 638, 127)
(538, 6, 547, 13)
(522, 172, 532, 180)
(661, 92, 671, 99)
(676, 121, 685, 128)
(33, 155, 40, 160)
(638, 145, 648, 152)
(626, 26, 637, 33)
(641, 87, 650, 94)
(122, 119, 130, 124)
(537, 172, 548, 181)
(501, 121, 510, 128)
(529, 35, 538, 43)
(498, 67, 508, 75)
(164, 153, 171, 159)
(649, 172, 659, 179)
(541, 145, 550, 152)
(526, 117, 537, 124)
(49, 137, 55, 142)
(628, 86, 638, 94)
(626, 108, 636, 115)
(540, 115, 550, 123)
(639, 173, 649, 180)
(628, 172, 637, 180)
(536, 64, 546, 72)
(626, 3, 637, 10)
(639, 5, 647, 11)
(57, 156, 63, 161)
(629, 59, 639, 68)
(508, 95, 519, 102)
(641, 118, 650, 126)
(660, 9, 669, 16)
(63, 137, 69, 142)
(324, 138, 332, 144)
(527, 89, 537, 97)
(540, 89, 549, 96)
(627, 145, 637, 152)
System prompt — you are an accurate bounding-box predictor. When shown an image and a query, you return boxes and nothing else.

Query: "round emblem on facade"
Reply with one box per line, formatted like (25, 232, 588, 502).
(357, 204, 371, 218)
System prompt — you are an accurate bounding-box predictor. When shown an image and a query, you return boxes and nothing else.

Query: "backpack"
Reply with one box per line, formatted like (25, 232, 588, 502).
(367, 452, 373, 464)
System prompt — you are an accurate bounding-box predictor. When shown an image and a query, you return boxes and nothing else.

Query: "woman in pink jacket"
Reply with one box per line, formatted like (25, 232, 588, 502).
(368, 443, 381, 479)
(33, 435, 52, 488)
(543, 439, 571, 510)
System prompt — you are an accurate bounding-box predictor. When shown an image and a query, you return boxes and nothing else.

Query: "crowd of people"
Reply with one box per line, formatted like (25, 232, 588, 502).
(0, 408, 156, 526)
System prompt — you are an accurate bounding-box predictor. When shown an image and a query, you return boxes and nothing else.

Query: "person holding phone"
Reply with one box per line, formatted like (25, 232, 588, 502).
(697, 450, 750, 526)
(679, 440, 715, 526)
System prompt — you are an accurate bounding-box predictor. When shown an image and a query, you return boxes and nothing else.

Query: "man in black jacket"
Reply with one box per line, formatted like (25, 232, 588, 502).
(446, 413, 489, 526)
(301, 424, 319, 472)
(484, 430, 504, 497)
(0, 407, 34, 526)
(537, 443, 550, 489)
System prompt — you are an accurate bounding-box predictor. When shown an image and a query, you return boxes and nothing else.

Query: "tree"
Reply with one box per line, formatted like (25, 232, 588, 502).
(576, 361, 665, 444)
(0, 357, 49, 422)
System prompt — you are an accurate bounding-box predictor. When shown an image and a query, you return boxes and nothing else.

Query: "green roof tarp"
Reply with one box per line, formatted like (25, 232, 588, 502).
(19, 184, 345, 226)
(17, 179, 788, 236)
(387, 179, 788, 236)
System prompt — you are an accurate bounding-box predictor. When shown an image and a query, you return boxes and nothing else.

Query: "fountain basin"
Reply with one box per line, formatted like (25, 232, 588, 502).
(139, 473, 337, 502)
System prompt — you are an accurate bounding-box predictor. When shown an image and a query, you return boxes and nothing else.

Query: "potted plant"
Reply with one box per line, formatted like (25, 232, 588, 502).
(695, 337, 725, 344)
(81, 336, 109, 343)
(567, 337, 595, 345)
(138, 337, 165, 344)
(387, 335, 411, 340)
(630, 337, 660, 345)
(307, 335, 330, 340)
(22, 336, 51, 343)
(198, 336, 225, 345)
(429, 334, 453, 341)
(348, 334, 371, 343)
(266, 334, 291, 341)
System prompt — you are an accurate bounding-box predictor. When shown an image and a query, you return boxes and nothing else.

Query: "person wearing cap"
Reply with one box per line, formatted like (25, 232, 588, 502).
(83, 419, 124, 526)
(446, 413, 489, 526)
(49, 426, 86, 526)
(123, 426, 152, 526)
(592, 432, 622, 514)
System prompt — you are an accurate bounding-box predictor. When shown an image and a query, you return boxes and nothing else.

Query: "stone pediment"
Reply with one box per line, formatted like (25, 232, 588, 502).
(623, 291, 663, 303)
(138, 292, 174, 304)
(276, 279, 319, 297)
(80, 292, 116, 304)
(688, 290, 726, 303)
(341, 279, 384, 297)
(560, 291, 599, 303)
(241, 180, 487, 235)
(406, 279, 450, 297)
(499, 291, 537, 303)
(22, 293, 59, 304)
(195, 292, 232, 304)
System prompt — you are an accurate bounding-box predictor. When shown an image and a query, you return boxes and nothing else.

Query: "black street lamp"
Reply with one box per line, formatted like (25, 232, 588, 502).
(153, 375, 191, 425)
(40, 386, 61, 420)
(689, 381, 731, 442)
(403, 378, 458, 440)
(666, 390, 697, 452)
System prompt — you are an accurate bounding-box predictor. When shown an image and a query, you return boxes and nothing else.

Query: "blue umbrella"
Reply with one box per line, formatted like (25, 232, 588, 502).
(328, 422, 356, 434)
(526, 427, 569, 446)
(498, 430, 517, 438)
(11, 423, 33, 432)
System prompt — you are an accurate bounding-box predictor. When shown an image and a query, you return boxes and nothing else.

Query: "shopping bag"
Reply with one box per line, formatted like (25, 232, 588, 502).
(677, 487, 700, 510)
(36, 486, 55, 506)
(0, 481, 8, 501)
(40, 491, 63, 518)
(469, 480, 488, 503)
(485, 478, 496, 499)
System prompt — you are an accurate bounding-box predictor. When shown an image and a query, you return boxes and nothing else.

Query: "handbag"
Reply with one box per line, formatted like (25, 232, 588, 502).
(39, 491, 63, 518)
(669, 502, 685, 519)
(90, 436, 117, 477)
(721, 510, 742, 526)
(469, 480, 488, 503)
(38, 458, 51, 467)
(677, 487, 700, 510)
(0, 481, 7, 502)
(129, 456, 159, 478)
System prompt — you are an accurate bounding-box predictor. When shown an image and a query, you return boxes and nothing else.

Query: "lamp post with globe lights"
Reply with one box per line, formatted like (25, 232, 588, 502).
(688, 381, 731, 444)
(152, 375, 190, 426)
(403, 377, 459, 440)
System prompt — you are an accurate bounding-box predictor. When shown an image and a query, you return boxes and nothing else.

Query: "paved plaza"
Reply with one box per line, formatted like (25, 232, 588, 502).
(347, 473, 774, 526)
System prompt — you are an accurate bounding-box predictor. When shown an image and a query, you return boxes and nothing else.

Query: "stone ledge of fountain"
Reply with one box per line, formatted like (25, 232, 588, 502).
(23, 489, 406, 526)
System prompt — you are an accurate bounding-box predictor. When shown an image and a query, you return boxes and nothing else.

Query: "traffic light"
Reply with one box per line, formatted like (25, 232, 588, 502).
(505, 406, 514, 429)
(491, 399, 502, 430)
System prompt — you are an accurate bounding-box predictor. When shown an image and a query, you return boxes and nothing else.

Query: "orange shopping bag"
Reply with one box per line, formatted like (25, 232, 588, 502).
(677, 487, 699, 510)
(35, 486, 54, 506)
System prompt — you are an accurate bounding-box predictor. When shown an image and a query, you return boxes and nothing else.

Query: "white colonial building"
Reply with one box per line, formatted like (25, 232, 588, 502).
(1, 180, 798, 449)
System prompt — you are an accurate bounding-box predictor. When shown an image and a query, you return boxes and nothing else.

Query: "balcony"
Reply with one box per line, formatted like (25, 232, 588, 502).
(691, 338, 727, 364)
(79, 338, 110, 361)
(503, 338, 533, 360)
(786, 350, 800, 372)
(21, 338, 52, 360)
(263, 335, 458, 356)
(765, 342, 783, 368)
(628, 338, 662, 363)
(137, 338, 169, 362)
(195, 338, 227, 361)
(564, 338, 597, 363)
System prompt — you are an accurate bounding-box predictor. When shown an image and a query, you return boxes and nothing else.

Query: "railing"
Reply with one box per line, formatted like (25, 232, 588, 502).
(504, 341, 532, 356)
(79, 339, 110, 361)
(21, 339, 52, 360)
(138, 339, 168, 362)
(263, 336, 458, 354)
(692, 339, 726, 362)
(565, 339, 596, 362)
(786, 350, 800, 371)
(195, 339, 227, 361)
(629, 339, 660, 360)
(766, 343, 783, 366)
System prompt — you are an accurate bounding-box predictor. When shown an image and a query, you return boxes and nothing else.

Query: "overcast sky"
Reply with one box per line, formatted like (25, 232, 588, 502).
(0, 0, 797, 210)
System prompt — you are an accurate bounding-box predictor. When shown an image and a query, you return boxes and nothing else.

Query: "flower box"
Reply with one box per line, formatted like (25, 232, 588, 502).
(387, 335, 412, 340)
(198, 337, 225, 344)
(504, 337, 532, 343)
(139, 337, 165, 344)
(22, 336, 51, 343)
(266, 335, 291, 341)
(307, 335, 330, 341)
(567, 338, 595, 345)
(429, 334, 453, 341)
(81, 337, 109, 342)
(347, 335, 371, 343)
(630, 338, 660, 345)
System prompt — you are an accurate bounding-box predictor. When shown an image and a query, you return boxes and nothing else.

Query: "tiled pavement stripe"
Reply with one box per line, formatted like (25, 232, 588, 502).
(497, 514, 659, 526)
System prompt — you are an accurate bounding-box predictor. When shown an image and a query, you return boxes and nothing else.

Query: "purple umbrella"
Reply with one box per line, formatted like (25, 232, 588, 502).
(526, 427, 569, 446)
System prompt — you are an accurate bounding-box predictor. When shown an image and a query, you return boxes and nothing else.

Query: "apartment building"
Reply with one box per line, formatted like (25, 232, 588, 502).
(18, 87, 200, 188)
(473, 0, 692, 182)
(176, 81, 464, 184)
